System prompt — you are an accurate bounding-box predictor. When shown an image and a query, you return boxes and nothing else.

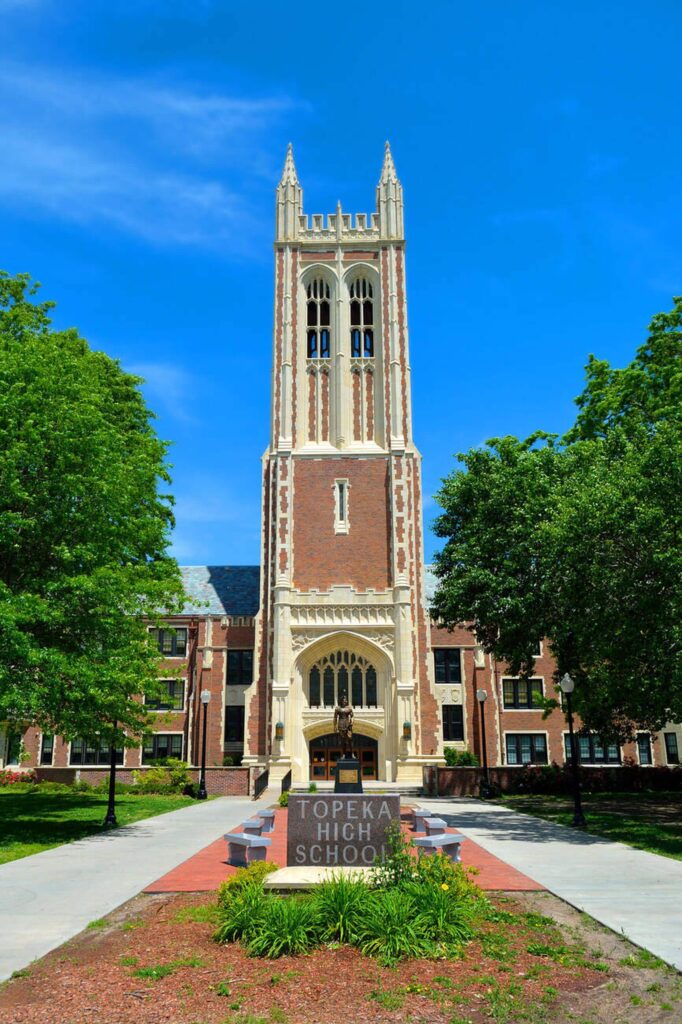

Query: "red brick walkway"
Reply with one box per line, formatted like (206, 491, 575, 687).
(145, 805, 542, 894)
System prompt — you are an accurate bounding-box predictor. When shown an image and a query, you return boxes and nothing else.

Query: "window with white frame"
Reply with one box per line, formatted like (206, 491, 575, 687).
(433, 648, 461, 684)
(349, 278, 374, 357)
(502, 678, 543, 709)
(70, 737, 123, 766)
(334, 479, 349, 534)
(142, 733, 183, 762)
(442, 705, 464, 742)
(636, 732, 652, 765)
(563, 733, 620, 765)
(148, 626, 188, 658)
(145, 679, 185, 712)
(308, 650, 378, 709)
(306, 278, 331, 359)
(40, 734, 54, 765)
(505, 733, 548, 765)
(664, 733, 679, 765)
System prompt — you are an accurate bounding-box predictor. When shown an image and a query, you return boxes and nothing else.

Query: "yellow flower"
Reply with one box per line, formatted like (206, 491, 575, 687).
(441, 883, 449, 891)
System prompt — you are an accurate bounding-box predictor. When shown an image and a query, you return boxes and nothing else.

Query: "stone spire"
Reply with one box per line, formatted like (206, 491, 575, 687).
(376, 140, 404, 239)
(276, 143, 303, 241)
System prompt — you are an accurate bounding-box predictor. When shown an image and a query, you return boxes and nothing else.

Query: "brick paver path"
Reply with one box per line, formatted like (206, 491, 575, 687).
(145, 805, 543, 893)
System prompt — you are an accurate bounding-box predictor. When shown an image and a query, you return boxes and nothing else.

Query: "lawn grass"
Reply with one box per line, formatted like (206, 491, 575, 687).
(0, 786, 195, 864)
(499, 791, 682, 861)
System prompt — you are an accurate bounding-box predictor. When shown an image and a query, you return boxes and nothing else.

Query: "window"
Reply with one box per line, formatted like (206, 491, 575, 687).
(308, 651, 378, 708)
(637, 733, 652, 766)
(503, 678, 543, 709)
(531, 640, 542, 657)
(443, 705, 464, 742)
(349, 278, 374, 357)
(433, 649, 462, 685)
(563, 733, 620, 765)
(664, 733, 679, 765)
(71, 738, 123, 766)
(142, 734, 183, 762)
(225, 706, 245, 744)
(145, 679, 184, 712)
(334, 479, 349, 534)
(505, 734, 548, 765)
(227, 650, 253, 685)
(5, 730, 21, 765)
(149, 627, 188, 658)
(306, 278, 331, 359)
(40, 734, 54, 765)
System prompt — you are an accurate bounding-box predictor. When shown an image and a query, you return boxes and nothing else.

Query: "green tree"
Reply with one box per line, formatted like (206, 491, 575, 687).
(432, 298, 682, 737)
(0, 271, 185, 745)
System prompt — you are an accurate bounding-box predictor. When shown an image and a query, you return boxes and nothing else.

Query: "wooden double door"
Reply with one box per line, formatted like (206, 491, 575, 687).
(310, 733, 378, 781)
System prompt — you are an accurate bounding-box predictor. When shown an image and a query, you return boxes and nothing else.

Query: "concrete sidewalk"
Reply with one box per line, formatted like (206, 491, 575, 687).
(420, 797, 682, 971)
(0, 795, 268, 981)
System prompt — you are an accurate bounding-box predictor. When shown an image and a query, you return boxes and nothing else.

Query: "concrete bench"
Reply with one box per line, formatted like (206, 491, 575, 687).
(412, 808, 436, 832)
(258, 809, 276, 833)
(413, 833, 464, 863)
(225, 832, 271, 867)
(424, 817, 448, 836)
(243, 817, 264, 835)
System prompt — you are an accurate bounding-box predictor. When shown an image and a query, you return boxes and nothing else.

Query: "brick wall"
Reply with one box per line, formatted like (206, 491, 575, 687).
(292, 456, 392, 591)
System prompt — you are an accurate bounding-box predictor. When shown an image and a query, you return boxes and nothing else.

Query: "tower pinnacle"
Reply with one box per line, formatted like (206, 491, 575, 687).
(379, 140, 398, 184)
(376, 141, 403, 239)
(280, 142, 300, 186)
(276, 143, 303, 241)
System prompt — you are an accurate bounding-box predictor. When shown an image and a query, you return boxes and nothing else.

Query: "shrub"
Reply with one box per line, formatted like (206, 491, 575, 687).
(312, 874, 368, 944)
(133, 759, 192, 794)
(307, 782, 317, 793)
(217, 860, 279, 910)
(214, 884, 269, 945)
(222, 755, 234, 767)
(356, 890, 431, 965)
(371, 821, 417, 889)
(444, 748, 480, 767)
(0, 769, 36, 786)
(278, 791, 289, 807)
(411, 883, 475, 955)
(245, 896, 322, 958)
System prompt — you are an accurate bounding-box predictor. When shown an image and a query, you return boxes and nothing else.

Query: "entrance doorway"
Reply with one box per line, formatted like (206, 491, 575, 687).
(309, 733, 378, 781)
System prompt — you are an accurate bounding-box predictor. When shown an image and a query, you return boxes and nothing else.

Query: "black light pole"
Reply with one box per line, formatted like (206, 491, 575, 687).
(476, 688, 493, 798)
(560, 673, 586, 827)
(198, 689, 211, 800)
(103, 726, 118, 828)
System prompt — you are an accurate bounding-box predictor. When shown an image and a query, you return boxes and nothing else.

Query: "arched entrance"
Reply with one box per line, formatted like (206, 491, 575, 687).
(309, 733, 378, 782)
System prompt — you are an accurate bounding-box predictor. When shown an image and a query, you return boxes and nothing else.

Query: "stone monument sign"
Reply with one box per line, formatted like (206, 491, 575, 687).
(287, 793, 400, 867)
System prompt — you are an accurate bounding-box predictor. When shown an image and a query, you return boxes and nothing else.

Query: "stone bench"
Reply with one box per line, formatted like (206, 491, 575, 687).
(412, 808, 436, 832)
(243, 817, 264, 835)
(424, 817, 448, 836)
(225, 832, 271, 867)
(413, 833, 464, 863)
(258, 809, 276, 833)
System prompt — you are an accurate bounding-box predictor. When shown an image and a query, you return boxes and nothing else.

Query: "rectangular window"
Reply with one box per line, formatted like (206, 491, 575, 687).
(531, 640, 542, 657)
(442, 704, 464, 742)
(506, 733, 548, 765)
(70, 738, 123, 766)
(145, 679, 185, 711)
(637, 733, 652, 765)
(227, 650, 253, 686)
(434, 649, 462, 685)
(502, 678, 543, 709)
(664, 733, 679, 765)
(142, 734, 183, 762)
(40, 734, 54, 765)
(149, 627, 188, 658)
(225, 706, 245, 744)
(334, 479, 349, 534)
(564, 734, 620, 764)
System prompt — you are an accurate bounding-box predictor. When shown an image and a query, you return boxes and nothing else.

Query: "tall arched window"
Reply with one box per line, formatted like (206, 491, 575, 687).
(306, 278, 331, 358)
(307, 650, 378, 708)
(350, 278, 374, 357)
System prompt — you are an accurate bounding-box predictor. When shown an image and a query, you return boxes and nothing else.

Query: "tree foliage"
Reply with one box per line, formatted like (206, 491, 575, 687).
(0, 272, 184, 743)
(432, 297, 682, 736)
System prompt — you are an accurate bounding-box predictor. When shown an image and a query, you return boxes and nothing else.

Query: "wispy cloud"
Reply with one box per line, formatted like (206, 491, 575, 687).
(0, 64, 304, 251)
(128, 361, 199, 423)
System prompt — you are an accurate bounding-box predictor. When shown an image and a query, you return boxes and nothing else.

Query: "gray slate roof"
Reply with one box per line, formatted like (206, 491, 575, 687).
(180, 566, 260, 617)
(179, 564, 438, 617)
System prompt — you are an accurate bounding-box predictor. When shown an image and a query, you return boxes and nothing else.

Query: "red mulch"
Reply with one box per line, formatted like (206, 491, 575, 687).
(145, 806, 543, 894)
(0, 891, 603, 1024)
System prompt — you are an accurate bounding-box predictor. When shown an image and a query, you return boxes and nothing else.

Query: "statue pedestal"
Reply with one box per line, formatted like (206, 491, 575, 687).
(334, 757, 363, 793)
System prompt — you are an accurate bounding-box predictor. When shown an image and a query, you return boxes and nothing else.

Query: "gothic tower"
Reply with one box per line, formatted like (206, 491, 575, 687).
(242, 144, 442, 785)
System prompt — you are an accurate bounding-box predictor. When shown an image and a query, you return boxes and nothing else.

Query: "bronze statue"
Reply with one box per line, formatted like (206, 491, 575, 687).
(333, 696, 354, 757)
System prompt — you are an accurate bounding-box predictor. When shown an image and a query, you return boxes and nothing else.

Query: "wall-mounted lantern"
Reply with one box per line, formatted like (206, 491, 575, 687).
(402, 721, 412, 741)
(275, 721, 284, 741)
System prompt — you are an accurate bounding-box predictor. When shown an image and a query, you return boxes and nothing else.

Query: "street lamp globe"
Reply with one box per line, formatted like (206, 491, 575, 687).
(560, 673, 575, 694)
(200, 689, 212, 705)
(476, 688, 488, 703)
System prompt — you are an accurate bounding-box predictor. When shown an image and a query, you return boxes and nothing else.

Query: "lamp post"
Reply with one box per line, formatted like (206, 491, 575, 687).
(476, 688, 493, 798)
(103, 724, 118, 828)
(198, 689, 211, 801)
(560, 673, 586, 827)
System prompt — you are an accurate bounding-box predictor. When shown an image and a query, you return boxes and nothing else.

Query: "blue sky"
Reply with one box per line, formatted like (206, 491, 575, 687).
(2, 0, 681, 566)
